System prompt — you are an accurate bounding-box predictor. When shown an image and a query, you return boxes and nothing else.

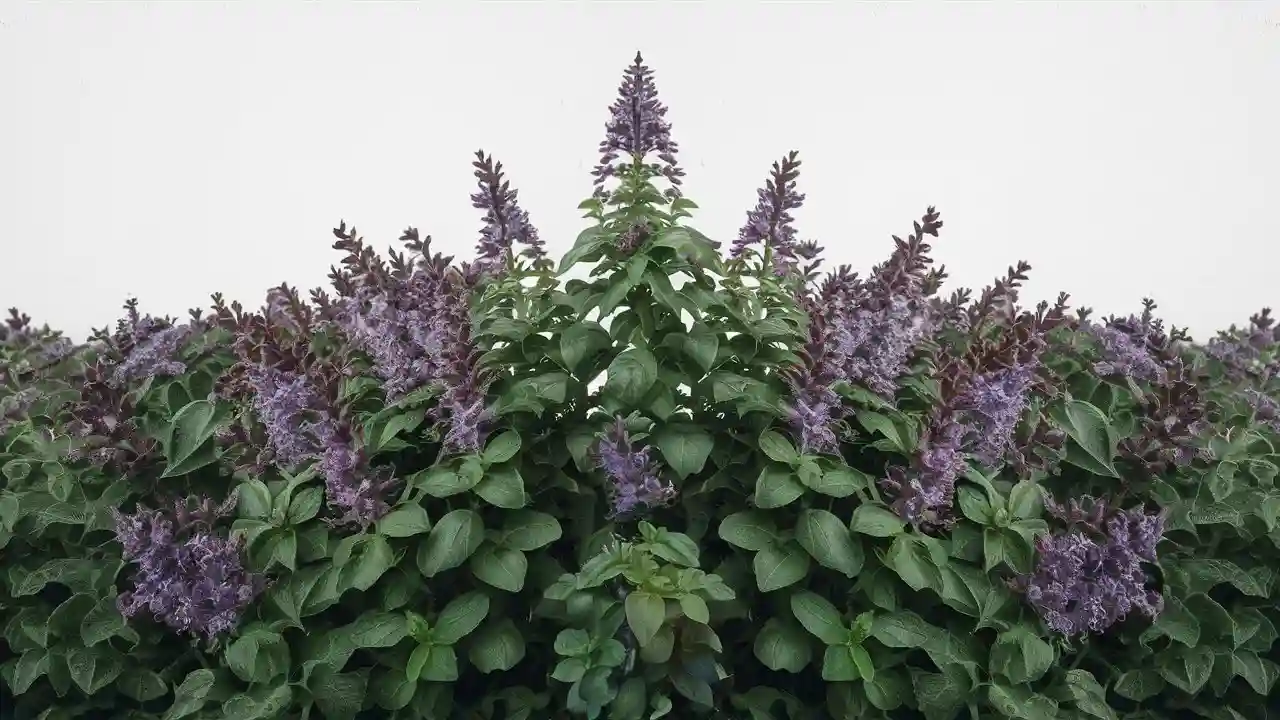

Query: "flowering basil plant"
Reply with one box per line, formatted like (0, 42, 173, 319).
(1, 53, 1278, 720)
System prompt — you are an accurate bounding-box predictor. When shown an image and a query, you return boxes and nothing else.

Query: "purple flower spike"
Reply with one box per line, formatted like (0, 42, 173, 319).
(1016, 504, 1165, 637)
(594, 416, 676, 518)
(731, 151, 805, 276)
(471, 150, 546, 274)
(592, 52, 684, 198)
(113, 500, 264, 639)
(957, 363, 1037, 467)
(109, 318, 191, 388)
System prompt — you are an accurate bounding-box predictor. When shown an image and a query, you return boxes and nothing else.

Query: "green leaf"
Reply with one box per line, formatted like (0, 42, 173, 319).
(163, 668, 216, 720)
(559, 322, 611, 374)
(553, 628, 592, 657)
(161, 399, 226, 477)
(1230, 651, 1279, 695)
(286, 486, 323, 525)
(412, 465, 481, 498)
(986, 684, 1059, 720)
(854, 410, 908, 453)
(10, 649, 47, 694)
(754, 463, 805, 509)
(753, 618, 811, 673)
(470, 544, 528, 592)
(870, 611, 936, 648)
(850, 645, 876, 683)
(469, 619, 527, 673)
(682, 323, 720, 373)
(990, 624, 1055, 684)
(475, 463, 527, 508)
(801, 464, 866, 498)
(625, 591, 666, 646)
(376, 504, 432, 537)
(417, 509, 485, 576)
(81, 595, 127, 647)
(1006, 480, 1042, 520)
(309, 670, 366, 720)
(432, 591, 490, 644)
(1062, 669, 1117, 720)
(236, 479, 273, 520)
(482, 430, 523, 465)
(822, 645, 861, 681)
(754, 542, 810, 592)
(66, 645, 124, 695)
(1050, 399, 1119, 477)
(558, 227, 609, 272)
(1112, 669, 1165, 701)
(604, 347, 659, 406)
(339, 534, 394, 591)
(717, 511, 779, 551)
(652, 423, 714, 480)
(794, 508, 863, 577)
(347, 612, 409, 648)
(421, 644, 459, 682)
(371, 407, 426, 452)
(1151, 595, 1200, 647)
(406, 643, 432, 683)
(849, 504, 906, 537)
(497, 510, 562, 551)
(758, 429, 800, 465)
(790, 590, 846, 644)
(956, 486, 994, 524)
(885, 534, 943, 591)
(117, 667, 167, 702)
(1157, 645, 1214, 694)
(678, 594, 710, 624)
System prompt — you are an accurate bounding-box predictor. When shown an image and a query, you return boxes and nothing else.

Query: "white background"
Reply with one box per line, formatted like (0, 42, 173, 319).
(2, 2, 1277, 341)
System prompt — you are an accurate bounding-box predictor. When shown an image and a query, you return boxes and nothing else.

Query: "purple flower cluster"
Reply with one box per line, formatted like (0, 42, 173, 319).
(243, 363, 393, 527)
(731, 151, 805, 276)
(1087, 318, 1166, 384)
(109, 315, 192, 388)
(781, 305, 845, 455)
(471, 150, 546, 275)
(594, 416, 676, 518)
(1018, 500, 1165, 637)
(835, 296, 934, 399)
(884, 419, 968, 530)
(1245, 389, 1280, 434)
(592, 52, 684, 199)
(1206, 307, 1279, 381)
(956, 363, 1037, 467)
(113, 497, 264, 639)
(331, 226, 494, 456)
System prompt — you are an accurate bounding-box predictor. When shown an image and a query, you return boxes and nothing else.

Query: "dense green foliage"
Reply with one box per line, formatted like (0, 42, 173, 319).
(1, 53, 1278, 720)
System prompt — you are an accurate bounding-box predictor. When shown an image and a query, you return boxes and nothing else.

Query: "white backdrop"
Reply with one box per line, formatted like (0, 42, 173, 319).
(2, 2, 1277, 341)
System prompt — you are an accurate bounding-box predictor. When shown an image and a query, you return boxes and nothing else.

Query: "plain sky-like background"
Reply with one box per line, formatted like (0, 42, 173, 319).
(2, 2, 1278, 342)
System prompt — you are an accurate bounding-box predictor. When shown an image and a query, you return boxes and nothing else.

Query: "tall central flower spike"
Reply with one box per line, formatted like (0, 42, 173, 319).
(592, 52, 685, 200)
(732, 151, 806, 276)
(471, 150, 546, 275)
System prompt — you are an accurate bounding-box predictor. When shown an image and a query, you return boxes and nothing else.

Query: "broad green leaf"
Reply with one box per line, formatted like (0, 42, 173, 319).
(1049, 399, 1119, 477)
(470, 544, 528, 592)
(163, 669, 216, 720)
(754, 464, 805, 509)
(417, 509, 485, 577)
(625, 591, 666, 646)
(754, 542, 810, 592)
(790, 590, 846, 644)
(822, 645, 861, 681)
(717, 511, 779, 551)
(870, 611, 936, 648)
(432, 591, 490, 644)
(653, 423, 714, 480)
(849, 504, 906, 537)
(66, 645, 124, 695)
(339, 534, 394, 592)
(559, 322, 611, 374)
(469, 619, 527, 673)
(801, 464, 867, 498)
(161, 399, 227, 477)
(1157, 645, 1214, 694)
(412, 465, 481, 498)
(1112, 669, 1165, 702)
(794, 508, 863, 577)
(498, 510, 562, 551)
(1062, 669, 1117, 720)
(753, 618, 811, 673)
(376, 504, 432, 537)
(990, 624, 1055, 684)
(604, 347, 659, 406)
(346, 612, 409, 648)
(758, 429, 800, 465)
(683, 322, 720, 373)
(286, 487, 323, 525)
(309, 670, 366, 720)
(481, 430, 522, 465)
(475, 463, 527, 509)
